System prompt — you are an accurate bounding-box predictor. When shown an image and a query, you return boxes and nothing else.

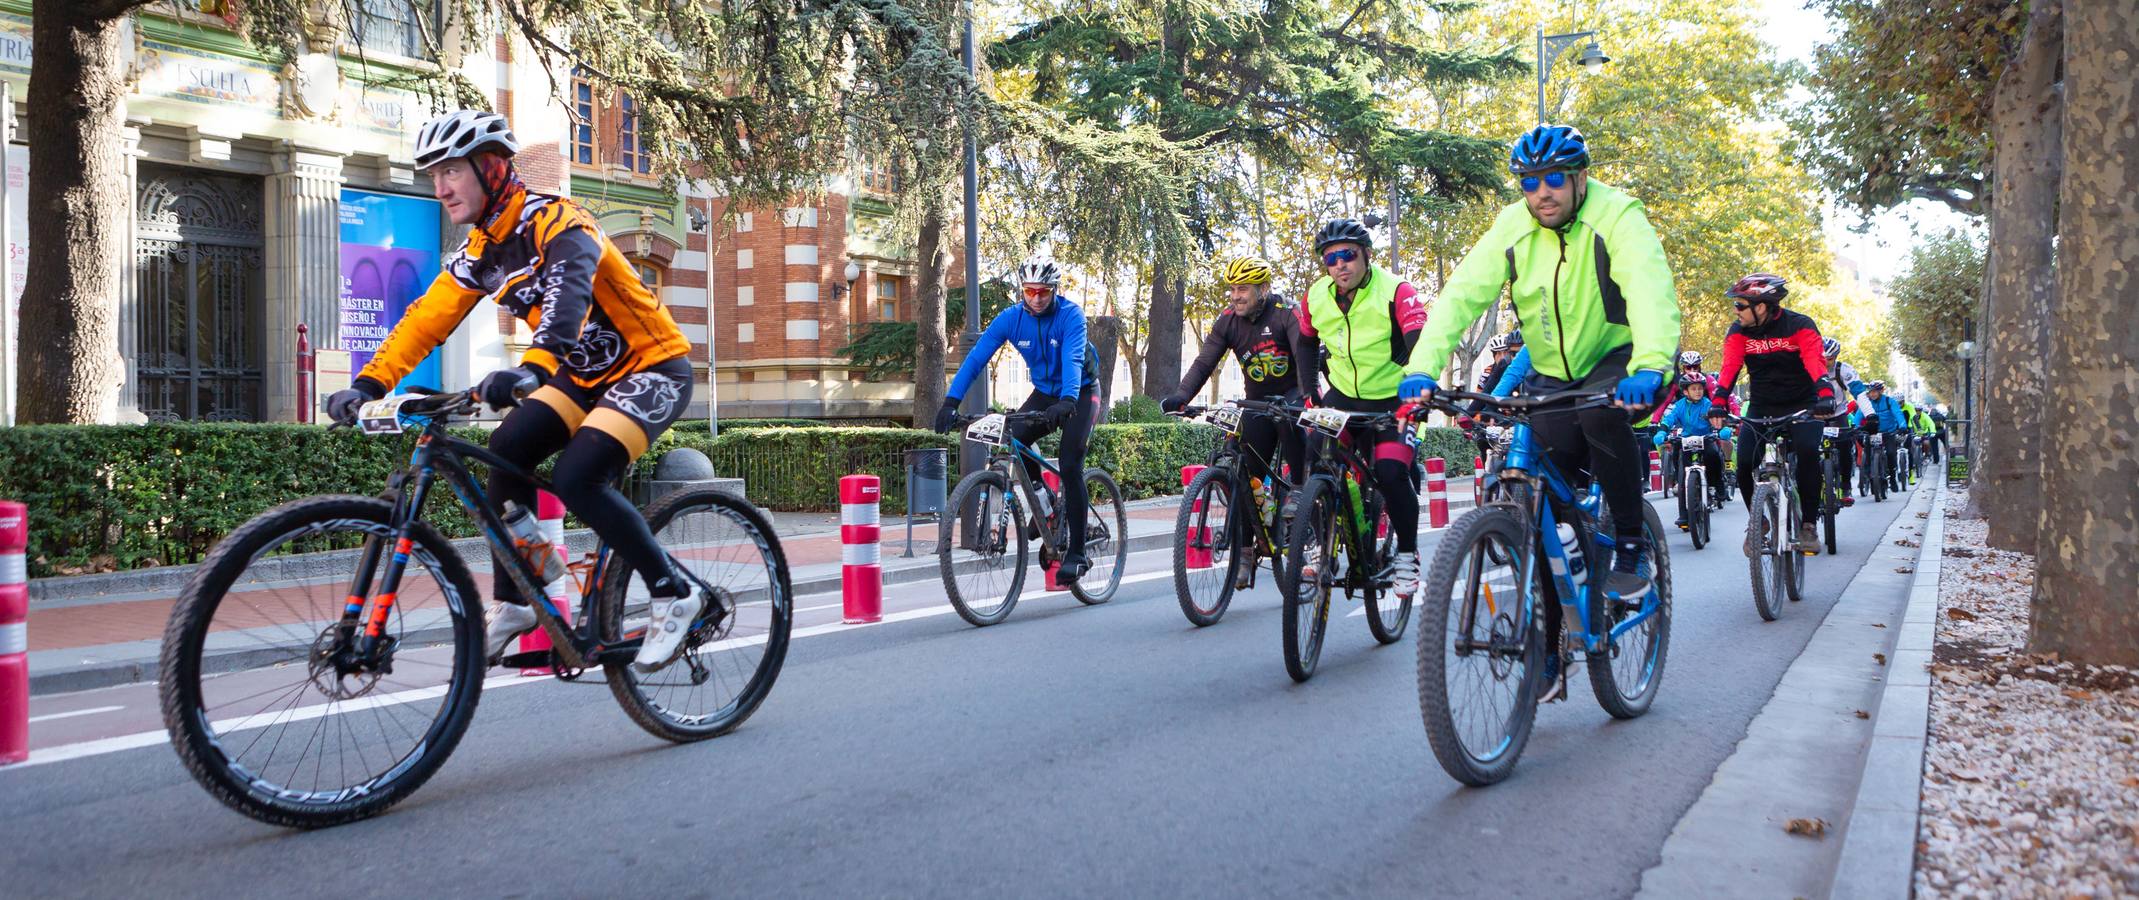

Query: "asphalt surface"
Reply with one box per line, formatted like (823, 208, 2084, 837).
(0, 480, 1927, 899)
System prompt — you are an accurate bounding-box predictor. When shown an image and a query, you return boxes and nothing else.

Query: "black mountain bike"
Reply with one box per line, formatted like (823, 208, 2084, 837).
(937, 411, 1127, 626)
(1732, 411, 1813, 621)
(1861, 431, 1889, 503)
(1278, 405, 1419, 682)
(160, 390, 792, 828)
(1817, 424, 1848, 555)
(1169, 399, 1305, 626)
(1671, 433, 1722, 550)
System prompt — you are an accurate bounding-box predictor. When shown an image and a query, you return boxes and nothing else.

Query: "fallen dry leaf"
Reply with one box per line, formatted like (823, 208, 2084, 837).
(1871, 623, 1888, 628)
(1854, 710, 1870, 719)
(1896, 566, 1916, 574)
(2062, 689, 2096, 701)
(1785, 818, 1829, 838)
(1875, 653, 1888, 666)
(1945, 607, 1977, 621)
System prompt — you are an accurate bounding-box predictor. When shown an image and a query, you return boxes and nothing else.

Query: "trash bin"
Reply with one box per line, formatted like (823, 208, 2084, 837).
(903, 447, 949, 557)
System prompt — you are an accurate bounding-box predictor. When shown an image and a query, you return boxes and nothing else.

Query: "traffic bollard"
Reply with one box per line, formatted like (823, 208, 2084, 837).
(1425, 457, 1449, 529)
(1180, 465, 1210, 569)
(1, 500, 27, 765)
(518, 491, 572, 676)
(1649, 451, 1663, 492)
(1473, 456, 1485, 504)
(840, 475, 883, 623)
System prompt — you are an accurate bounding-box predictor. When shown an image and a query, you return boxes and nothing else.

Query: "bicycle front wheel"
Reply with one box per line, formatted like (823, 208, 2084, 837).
(1365, 511, 1410, 644)
(1281, 479, 1339, 682)
(1416, 506, 1543, 786)
(1070, 469, 1128, 605)
(601, 488, 793, 743)
(1173, 464, 1238, 626)
(939, 471, 1028, 626)
(159, 495, 484, 829)
(1748, 483, 1785, 622)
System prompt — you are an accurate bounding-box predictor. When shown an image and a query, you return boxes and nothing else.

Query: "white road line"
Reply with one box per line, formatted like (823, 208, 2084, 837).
(27, 705, 124, 724)
(7, 564, 1181, 771)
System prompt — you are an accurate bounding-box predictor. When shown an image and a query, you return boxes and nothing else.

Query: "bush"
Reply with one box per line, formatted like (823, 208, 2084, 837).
(1411, 426, 1480, 474)
(0, 423, 497, 577)
(668, 426, 956, 514)
(1106, 394, 1169, 424)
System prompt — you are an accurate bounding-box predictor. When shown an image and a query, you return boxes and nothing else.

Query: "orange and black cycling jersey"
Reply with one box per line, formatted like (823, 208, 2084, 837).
(354, 187, 690, 395)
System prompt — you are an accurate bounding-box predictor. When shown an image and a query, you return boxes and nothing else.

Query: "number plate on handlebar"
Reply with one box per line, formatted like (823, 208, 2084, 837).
(1823, 426, 1841, 438)
(963, 413, 1009, 447)
(1206, 404, 1243, 432)
(1300, 406, 1350, 436)
(1866, 433, 1884, 446)
(357, 396, 416, 435)
(1681, 435, 1705, 451)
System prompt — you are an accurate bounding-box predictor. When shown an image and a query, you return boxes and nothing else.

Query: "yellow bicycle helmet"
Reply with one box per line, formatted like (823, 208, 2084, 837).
(1219, 256, 1274, 286)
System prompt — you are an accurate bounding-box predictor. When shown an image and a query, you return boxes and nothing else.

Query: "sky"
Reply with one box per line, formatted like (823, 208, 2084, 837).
(1755, 0, 1982, 290)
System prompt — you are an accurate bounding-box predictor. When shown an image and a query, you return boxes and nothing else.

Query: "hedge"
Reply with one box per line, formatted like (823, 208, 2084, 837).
(667, 426, 956, 515)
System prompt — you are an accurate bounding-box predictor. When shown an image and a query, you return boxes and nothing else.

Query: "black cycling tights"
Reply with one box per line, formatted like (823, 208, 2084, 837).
(486, 402, 670, 604)
(1737, 417, 1825, 525)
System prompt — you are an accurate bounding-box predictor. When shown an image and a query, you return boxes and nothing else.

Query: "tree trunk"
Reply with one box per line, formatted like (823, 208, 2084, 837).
(1088, 315, 1120, 423)
(1976, 0, 2064, 551)
(911, 201, 949, 429)
(19, 3, 139, 423)
(1142, 266, 1183, 399)
(2033, 0, 2139, 667)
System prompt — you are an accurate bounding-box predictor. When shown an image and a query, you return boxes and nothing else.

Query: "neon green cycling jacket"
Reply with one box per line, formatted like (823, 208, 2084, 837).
(1408, 179, 1681, 384)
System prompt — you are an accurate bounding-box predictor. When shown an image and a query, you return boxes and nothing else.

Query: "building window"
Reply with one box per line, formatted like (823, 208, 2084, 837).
(876, 276, 899, 321)
(618, 95, 651, 174)
(349, 0, 443, 60)
(860, 155, 903, 195)
(633, 261, 663, 292)
(570, 78, 598, 165)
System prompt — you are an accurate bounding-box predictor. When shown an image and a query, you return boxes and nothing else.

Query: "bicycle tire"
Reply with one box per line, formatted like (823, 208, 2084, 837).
(1685, 468, 1707, 550)
(1416, 506, 1544, 786)
(601, 488, 793, 743)
(1588, 500, 1673, 719)
(160, 495, 484, 829)
(939, 470, 1029, 627)
(1748, 484, 1785, 621)
(1365, 509, 1411, 645)
(1281, 478, 1338, 682)
(1070, 469, 1128, 605)
(1172, 464, 1238, 626)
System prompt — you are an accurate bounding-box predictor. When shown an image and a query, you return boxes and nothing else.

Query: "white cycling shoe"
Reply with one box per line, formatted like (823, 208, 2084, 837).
(484, 601, 539, 662)
(633, 589, 703, 672)
(1392, 552, 1420, 598)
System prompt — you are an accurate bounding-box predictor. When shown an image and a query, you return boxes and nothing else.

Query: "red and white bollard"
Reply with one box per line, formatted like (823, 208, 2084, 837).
(0, 500, 28, 765)
(1042, 470, 1068, 590)
(1649, 451, 1663, 492)
(518, 491, 572, 676)
(1425, 457, 1450, 529)
(1181, 464, 1210, 569)
(1473, 456, 1486, 504)
(840, 475, 883, 623)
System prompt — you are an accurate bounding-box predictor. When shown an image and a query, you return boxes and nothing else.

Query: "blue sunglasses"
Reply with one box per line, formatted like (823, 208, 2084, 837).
(1322, 248, 1360, 267)
(1519, 171, 1571, 193)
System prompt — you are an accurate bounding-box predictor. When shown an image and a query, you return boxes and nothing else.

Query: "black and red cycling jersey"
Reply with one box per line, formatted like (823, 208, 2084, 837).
(1174, 300, 1307, 402)
(1714, 308, 1832, 411)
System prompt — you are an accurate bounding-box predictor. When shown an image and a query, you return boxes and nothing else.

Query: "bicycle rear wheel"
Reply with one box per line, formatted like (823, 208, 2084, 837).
(1692, 469, 1714, 548)
(601, 488, 793, 742)
(1172, 464, 1238, 627)
(1822, 459, 1840, 556)
(1748, 484, 1785, 621)
(1281, 479, 1338, 682)
(1070, 469, 1128, 605)
(1365, 511, 1410, 644)
(1588, 502, 1673, 719)
(938, 471, 1028, 626)
(1416, 506, 1543, 786)
(1680, 468, 1705, 550)
(159, 495, 484, 829)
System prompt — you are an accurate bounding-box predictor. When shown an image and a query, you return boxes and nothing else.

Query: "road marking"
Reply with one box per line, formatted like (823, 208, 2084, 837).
(27, 705, 124, 724)
(6, 563, 1182, 770)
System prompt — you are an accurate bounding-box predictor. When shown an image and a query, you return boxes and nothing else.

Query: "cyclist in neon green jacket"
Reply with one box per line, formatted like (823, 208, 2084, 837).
(1399, 124, 1682, 598)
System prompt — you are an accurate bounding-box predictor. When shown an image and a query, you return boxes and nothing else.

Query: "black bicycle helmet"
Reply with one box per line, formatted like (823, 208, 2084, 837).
(1727, 273, 1790, 305)
(1313, 218, 1374, 255)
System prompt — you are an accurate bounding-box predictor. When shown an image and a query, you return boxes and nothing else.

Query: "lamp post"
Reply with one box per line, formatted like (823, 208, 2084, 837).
(958, 2, 988, 507)
(1535, 25, 1609, 123)
(1956, 319, 1977, 463)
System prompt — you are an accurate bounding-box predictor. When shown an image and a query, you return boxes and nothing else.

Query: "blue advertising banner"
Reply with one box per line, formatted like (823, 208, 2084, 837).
(338, 189, 443, 390)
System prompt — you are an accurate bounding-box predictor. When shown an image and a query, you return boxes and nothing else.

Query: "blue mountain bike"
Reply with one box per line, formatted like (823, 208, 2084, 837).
(1412, 389, 1673, 786)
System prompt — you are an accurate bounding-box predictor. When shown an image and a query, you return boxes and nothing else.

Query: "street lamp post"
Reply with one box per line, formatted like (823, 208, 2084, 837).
(1957, 319, 1977, 466)
(957, 3, 988, 522)
(1535, 25, 1609, 123)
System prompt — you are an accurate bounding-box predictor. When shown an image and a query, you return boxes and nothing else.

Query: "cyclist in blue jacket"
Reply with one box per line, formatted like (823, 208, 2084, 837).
(1653, 374, 1728, 524)
(934, 257, 1103, 582)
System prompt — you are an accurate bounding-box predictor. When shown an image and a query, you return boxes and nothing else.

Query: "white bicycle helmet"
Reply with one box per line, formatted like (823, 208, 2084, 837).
(414, 110, 521, 170)
(1678, 350, 1704, 368)
(1016, 257, 1063, 287)
(1485, 333, 1514, 353)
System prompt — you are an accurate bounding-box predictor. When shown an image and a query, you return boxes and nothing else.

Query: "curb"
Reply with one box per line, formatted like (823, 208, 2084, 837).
(1830, 480, 1945, 898)
(26, 527, 1180, 697)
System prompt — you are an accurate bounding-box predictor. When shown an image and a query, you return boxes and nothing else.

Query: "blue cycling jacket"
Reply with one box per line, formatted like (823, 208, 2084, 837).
(1490, 348, 1533, 397)
(1862, 393, 1906, 434)
(1656, 397, 1723, 439)
(947, 297, 1099, 402)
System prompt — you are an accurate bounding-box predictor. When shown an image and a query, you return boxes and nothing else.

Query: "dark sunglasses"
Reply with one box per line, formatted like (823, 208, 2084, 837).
(1732, 301, 1754, 311)
(1322, 248, 1360, 267)
(1519, 171, 1570, 193)
(1023, 286, 1054, 300)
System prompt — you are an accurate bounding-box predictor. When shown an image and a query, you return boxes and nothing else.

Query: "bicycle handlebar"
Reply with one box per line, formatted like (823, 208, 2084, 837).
(1420, 388, 1616, 421)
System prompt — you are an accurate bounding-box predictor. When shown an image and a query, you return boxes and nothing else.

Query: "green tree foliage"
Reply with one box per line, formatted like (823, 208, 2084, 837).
(1789, 0, 2021, 216)
(1888, 229, 1985, 402)
(839, 282, 1012, 380)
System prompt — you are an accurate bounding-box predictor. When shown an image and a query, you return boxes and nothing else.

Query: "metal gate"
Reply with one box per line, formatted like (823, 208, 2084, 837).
(134, 164, 265, 422)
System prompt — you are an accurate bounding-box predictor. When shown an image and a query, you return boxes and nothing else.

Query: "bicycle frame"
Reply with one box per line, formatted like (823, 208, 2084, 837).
(1185, 401, 1301, 558)
(1494, 419, 1662, 654)
(964, 415, 1085, 560)
(1298, 411, 1410, 583)
(338, 399, 644, 674)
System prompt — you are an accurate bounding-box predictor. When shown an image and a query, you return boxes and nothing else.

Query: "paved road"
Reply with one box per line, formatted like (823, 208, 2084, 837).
(0, 481, 1928, 899)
